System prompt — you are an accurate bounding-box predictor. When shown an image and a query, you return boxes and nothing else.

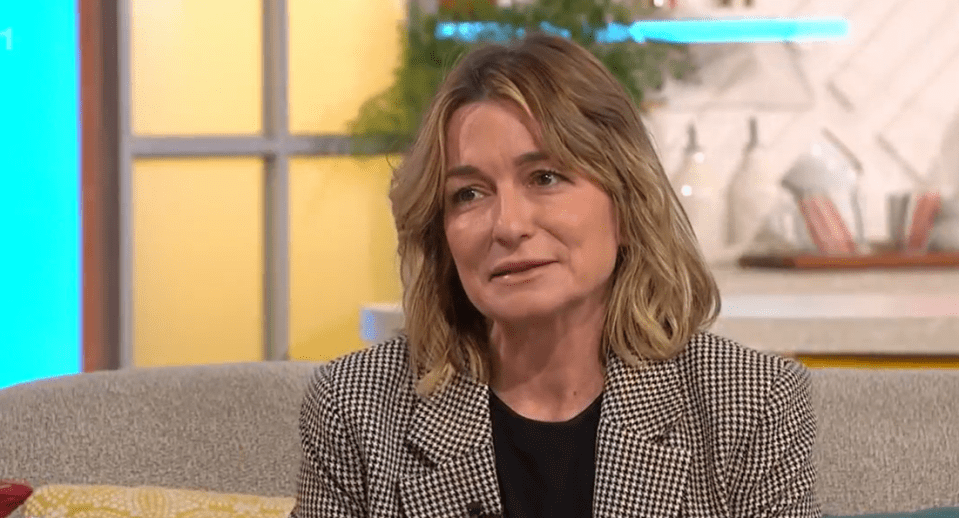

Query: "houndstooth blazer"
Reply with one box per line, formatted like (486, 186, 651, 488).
(292, 331, 821, 518)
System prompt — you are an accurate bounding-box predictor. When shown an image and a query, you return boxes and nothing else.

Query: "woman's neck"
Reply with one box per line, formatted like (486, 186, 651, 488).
(488, 302, 606, 422)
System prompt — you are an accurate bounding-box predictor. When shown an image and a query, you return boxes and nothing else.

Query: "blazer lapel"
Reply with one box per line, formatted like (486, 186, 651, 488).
(400, 371, 502, 518)
(593, 353, 691, 518)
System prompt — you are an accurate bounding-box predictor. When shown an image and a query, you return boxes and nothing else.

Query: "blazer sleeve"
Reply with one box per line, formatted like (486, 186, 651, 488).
(732, 361, 822, 518)
(291, 365, 368, 518)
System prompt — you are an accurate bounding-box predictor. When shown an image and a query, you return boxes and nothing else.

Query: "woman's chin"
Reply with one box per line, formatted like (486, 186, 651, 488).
(481, 300, 567, 325)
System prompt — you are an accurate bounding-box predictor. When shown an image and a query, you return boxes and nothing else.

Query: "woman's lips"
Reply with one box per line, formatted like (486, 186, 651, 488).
(490, 261, 555, 280)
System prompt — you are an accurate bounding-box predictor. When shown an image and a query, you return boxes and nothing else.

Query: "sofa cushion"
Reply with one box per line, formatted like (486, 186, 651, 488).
(0, 362, 321, 496)
(811, 369, 959, 514)
(827, 509, 959, 518)
(22, 484, 294, 518)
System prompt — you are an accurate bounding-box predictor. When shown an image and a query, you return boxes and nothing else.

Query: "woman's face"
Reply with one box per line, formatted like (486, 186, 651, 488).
(443, 100, 620, 325)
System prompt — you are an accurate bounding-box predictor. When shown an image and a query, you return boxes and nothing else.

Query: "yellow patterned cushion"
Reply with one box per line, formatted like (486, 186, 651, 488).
(21, 485, 294, 518)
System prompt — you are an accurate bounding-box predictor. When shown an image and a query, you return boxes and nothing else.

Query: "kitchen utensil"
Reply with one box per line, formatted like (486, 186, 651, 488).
(781, 131, 864, 253)
(929, 196, 959, 251)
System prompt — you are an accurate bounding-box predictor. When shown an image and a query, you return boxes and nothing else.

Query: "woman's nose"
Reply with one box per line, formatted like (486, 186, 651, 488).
(492, 188, 535, 245)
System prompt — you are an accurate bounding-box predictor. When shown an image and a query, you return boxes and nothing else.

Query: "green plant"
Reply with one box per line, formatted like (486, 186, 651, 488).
(349, 0, 694, 153)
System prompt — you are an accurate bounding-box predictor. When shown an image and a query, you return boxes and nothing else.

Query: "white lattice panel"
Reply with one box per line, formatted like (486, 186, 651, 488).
(653, 0, 959, 240)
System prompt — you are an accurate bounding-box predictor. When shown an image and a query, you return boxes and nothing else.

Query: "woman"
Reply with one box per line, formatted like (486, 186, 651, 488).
(293, 33, 819, 518)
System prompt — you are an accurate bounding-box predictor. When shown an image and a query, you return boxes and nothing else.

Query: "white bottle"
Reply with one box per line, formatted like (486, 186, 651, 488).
(727, 118, 780, 250)
(673, 124, 725, 262)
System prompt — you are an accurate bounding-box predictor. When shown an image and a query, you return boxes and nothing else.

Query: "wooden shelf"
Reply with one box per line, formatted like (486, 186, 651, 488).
(738, 251, 959, 270)
(795, 354, 959, 369)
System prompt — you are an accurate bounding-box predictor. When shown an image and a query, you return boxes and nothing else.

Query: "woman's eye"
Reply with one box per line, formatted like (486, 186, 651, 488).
(533, 170, 562, 186)
(452, 187, 480, 204)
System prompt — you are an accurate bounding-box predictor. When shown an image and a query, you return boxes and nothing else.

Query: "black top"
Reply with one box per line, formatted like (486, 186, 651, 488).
(489, 390, 602, 518)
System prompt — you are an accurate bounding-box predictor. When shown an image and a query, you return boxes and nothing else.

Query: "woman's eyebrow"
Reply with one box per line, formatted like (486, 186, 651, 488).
(446, 151, 550, 179)
(446, 151, 549, 179)
(446, 164, 482, 179)
(514, 151, 549, 167)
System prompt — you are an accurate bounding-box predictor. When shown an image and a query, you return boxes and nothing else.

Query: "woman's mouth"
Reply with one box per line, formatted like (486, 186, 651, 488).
(490, 260, 555, 280)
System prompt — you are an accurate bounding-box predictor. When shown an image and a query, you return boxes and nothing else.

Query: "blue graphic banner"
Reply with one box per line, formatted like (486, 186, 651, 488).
(0, 1, 81, 389)
(436, 18, 849, 43)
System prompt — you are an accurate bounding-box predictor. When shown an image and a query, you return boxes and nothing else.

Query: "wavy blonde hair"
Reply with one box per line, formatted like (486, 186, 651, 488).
(390, 33, 720, 396)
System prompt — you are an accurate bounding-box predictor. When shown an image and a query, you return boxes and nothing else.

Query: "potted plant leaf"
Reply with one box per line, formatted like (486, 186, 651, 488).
(349, 0, 694, 154)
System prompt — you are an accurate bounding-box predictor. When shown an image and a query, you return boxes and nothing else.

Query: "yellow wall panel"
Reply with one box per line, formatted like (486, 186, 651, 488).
(289, 157, 402, 361)
(132, 0, 262, 135)
(288, 0, 405, 134)
(133, 158, 264, 366)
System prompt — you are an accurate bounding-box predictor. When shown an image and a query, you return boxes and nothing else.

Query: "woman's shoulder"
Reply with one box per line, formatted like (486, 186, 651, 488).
(305, 335, 417, 411)
(674, 331, 811, 406)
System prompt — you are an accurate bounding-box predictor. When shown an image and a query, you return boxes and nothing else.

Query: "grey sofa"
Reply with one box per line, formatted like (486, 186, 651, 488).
(2, 360, 958, 516)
